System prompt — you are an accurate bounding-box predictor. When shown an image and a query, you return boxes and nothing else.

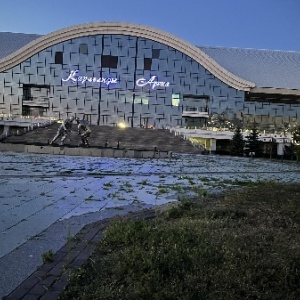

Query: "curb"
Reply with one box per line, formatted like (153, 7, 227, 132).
(2, 208, 160, 300)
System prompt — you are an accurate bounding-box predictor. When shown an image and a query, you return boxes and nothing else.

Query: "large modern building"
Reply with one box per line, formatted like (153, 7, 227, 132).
(0, 22, 299, 131)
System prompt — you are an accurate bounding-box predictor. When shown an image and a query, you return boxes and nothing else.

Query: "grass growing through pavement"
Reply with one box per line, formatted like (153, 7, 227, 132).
(59, 182, 300, 300)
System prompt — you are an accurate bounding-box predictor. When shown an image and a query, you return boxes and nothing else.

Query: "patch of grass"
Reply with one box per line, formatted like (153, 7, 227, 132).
(198, 176, 213, 182)
(63, 170, 73, 174)
(157, 184, 168, 194)
(169, 183, 184, 192)
(59, 183, 300, 300)
(138, 179, 149, 185)
(124, 181, 132, 188)
(42, 250, 54, 263)
(103, 182, 113, 189)
(192, 186, 208, 198)
(88, 173, 105, 178)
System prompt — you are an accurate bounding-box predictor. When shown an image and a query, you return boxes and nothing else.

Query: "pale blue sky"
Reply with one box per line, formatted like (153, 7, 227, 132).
(1, 0, 299, 51)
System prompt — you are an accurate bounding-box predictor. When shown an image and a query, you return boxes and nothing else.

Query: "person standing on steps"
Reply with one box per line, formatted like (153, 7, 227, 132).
(76, 118, 91, 147)
(49, 116, 75, 146)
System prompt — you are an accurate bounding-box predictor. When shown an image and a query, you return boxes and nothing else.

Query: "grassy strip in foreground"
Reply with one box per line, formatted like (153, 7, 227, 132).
(59, 182, 300, 300)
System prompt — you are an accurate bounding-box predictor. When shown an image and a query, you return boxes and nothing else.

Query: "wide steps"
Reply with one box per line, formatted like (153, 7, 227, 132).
(1, 123, 204, 154)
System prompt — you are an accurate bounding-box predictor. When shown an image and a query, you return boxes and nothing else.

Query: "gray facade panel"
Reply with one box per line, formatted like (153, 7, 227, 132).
(1, 33, 299, 129)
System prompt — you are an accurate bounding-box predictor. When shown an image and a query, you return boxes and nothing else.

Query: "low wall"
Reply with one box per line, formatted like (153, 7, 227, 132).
(0, 143, 172, 158)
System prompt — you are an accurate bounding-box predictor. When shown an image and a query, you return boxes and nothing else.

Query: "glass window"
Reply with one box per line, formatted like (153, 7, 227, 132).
(79, 44, 88, 54)
(172, 94, 180, 106)
(22, 84, 50, 101)
(55, 52, 63, 64)
(23, 85, 31, 100)
(152, 49, 160, 59)
(141, 98, 149, 105)
(101, 55, 118, 68)
(144, 58, 152, 70)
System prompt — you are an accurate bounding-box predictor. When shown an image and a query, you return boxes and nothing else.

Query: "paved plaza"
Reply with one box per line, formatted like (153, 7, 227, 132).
(1, 151, 300, 298)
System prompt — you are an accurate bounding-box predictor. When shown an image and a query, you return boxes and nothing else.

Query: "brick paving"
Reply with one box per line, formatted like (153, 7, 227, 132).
(3, 208, 158, 300)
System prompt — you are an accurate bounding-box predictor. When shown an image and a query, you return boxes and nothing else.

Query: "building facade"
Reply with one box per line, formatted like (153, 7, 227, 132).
(0, 22, 299, 130)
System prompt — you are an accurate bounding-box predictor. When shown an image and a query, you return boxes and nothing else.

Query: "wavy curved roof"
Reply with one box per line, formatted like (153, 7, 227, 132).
(198, 46, 300, 91)
(2, 22, 300, 93)
(2, 22, 300, 94)
(0, 22, 255, 91)
(0, 32, 41, 60)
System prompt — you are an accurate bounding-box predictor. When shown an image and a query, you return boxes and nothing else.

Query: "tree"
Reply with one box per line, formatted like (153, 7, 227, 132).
(292, 125, 300, 144)
(292, 125, 300, 162)
(245, 123, 263, 157)
(230, 126, 245, 156)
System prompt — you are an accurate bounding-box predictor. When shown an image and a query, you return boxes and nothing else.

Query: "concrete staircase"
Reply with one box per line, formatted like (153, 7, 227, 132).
(1, 123, 204, 154)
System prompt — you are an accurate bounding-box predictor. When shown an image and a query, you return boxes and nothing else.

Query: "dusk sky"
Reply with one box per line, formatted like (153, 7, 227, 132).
(1, 0, 299, 52)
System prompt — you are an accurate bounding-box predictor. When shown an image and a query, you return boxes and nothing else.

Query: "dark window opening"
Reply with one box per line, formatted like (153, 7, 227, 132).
(22, 106, 31, 116)
(23, 85, 31, 100)
(22, 84, 50, 101)
(184, 117, 208, 128)
(101, 55, 118, 68)
(22, 84, 50, 116)
(144, 58, 152, 70)
(55, 52, 63, 64)
(152, 49, 160, 59)
(22, 106, 47, 117)
(182, 95, 209, 112)
(79, 44, 88, 54)
(246, 92, 300, 104)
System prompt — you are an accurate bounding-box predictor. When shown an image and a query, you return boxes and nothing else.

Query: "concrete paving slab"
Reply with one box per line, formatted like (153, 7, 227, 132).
(0, 151, 300, 298)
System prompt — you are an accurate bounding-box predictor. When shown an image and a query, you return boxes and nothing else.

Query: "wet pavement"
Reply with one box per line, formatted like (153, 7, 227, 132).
(1, 151, 300, 298)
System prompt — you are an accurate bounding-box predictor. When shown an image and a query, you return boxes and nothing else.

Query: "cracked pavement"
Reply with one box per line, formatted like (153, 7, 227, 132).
(1, 151, 300, 298)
